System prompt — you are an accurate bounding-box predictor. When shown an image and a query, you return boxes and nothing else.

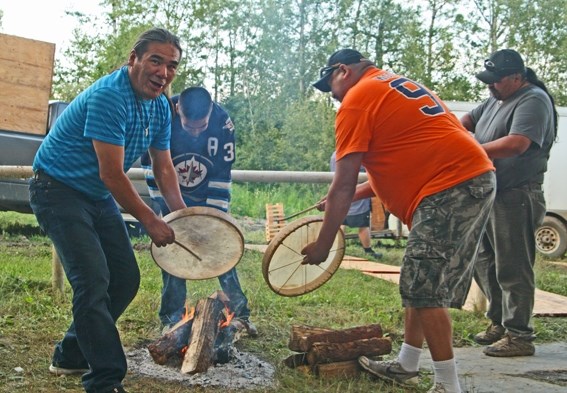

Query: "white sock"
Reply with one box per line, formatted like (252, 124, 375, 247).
(397, 342, 422, 372)
(433, 358, 461, 393)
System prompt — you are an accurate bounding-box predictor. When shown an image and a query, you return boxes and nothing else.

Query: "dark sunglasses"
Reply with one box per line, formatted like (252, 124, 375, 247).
(319, 63, 341, 79)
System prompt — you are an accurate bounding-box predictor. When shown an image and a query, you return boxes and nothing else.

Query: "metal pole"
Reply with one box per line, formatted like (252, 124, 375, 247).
(0, 166, 368, 183)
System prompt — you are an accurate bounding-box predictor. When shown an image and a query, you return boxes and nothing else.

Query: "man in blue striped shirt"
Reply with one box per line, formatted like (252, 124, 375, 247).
(30, 28, 186, 393)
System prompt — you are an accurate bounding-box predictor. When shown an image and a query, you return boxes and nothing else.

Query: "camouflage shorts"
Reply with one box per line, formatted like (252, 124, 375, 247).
(400, 171, 496, 309)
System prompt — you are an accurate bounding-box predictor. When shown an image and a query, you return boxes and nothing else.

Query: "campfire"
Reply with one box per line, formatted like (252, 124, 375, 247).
(147, 291, 245, 373)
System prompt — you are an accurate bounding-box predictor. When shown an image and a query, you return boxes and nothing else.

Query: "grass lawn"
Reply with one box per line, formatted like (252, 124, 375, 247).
(1, 212, 566, 392)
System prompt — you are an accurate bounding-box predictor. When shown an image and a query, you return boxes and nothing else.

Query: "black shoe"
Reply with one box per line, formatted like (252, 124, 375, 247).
(364, 248, 383, 259)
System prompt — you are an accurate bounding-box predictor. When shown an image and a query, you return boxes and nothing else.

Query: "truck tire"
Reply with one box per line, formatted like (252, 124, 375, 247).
(535, 216, 567, 259)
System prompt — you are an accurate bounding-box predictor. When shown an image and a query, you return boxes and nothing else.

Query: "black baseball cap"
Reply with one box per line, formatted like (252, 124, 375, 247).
(313, 49, 368, 92)
(476, 49, 526, 84)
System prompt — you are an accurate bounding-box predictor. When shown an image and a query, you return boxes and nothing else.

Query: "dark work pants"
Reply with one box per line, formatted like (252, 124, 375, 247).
(474, 185, 546, 338)
(30, 177, 140, 393)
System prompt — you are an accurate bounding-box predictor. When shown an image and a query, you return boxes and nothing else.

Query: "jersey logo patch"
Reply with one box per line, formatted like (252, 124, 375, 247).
(175, 156, 208, 188)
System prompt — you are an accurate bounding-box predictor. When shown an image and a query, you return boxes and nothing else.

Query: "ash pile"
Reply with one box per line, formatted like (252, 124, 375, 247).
(126, 346, 275, 389)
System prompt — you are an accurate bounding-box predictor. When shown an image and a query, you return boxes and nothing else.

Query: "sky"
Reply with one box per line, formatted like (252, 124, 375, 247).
(0, 0, 101, 57)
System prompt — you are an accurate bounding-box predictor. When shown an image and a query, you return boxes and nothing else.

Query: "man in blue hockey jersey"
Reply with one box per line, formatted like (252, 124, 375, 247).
(142, 87, 257, 337)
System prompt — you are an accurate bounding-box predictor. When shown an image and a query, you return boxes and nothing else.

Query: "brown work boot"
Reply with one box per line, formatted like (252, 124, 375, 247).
(483, 334, 535, 357)
(473, 323, 505, 345)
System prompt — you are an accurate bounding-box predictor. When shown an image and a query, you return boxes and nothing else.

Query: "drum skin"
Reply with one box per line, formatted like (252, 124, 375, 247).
(262, 215, 345, 296)
(151, 207, 244, 280)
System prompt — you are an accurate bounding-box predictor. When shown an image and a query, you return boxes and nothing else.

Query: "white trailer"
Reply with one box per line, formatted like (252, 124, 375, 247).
(446, 101, 567, 258)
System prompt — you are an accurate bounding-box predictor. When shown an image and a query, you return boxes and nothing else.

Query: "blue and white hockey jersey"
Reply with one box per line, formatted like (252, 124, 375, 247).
(141, 95, 235, 212)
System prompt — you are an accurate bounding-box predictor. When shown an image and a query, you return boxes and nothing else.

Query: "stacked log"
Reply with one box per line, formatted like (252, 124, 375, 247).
(284, 324, 391, 378)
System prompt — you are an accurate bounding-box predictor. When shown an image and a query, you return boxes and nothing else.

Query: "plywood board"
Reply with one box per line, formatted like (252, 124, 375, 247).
(340, 256, 567, 317)
(0, 33, 55, 135)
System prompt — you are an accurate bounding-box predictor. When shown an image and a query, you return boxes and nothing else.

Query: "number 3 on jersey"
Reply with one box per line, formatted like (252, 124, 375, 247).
(390, 78, 445, 116)
(207, 138, 234, 162)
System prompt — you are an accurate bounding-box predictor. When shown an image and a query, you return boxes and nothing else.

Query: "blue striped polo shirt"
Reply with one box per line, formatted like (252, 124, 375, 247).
(33, 66, 172, 201)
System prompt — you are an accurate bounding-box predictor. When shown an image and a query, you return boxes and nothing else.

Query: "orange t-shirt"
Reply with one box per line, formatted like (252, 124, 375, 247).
(335, 68, 494, 227)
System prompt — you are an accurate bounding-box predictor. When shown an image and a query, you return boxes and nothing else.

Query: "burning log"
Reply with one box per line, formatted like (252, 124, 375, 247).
(147, 308, 194, 365)
(293, 323, 384, 353)
(181, 292, 226, 374)
(306, 336, 392, 365)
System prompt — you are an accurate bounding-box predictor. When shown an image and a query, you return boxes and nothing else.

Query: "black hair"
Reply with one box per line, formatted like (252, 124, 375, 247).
(132, 27, 183, 60)
(178, 87, 213, 120)
(525, 67, 558, 139)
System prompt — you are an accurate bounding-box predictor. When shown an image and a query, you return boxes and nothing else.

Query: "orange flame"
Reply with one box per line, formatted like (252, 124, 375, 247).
(182, 305, 195, 322)
(219, 305, 235, 328)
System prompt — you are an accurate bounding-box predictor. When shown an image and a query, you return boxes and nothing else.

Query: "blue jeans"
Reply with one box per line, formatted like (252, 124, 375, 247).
(151, 198, 251, 326)
(30, 175, 140, 393)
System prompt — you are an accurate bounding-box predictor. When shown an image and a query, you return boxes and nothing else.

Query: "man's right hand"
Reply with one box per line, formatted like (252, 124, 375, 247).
(144, 216, 176, 247)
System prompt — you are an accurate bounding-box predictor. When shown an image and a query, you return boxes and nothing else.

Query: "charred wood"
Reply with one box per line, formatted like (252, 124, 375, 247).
(147, 318, 193, 365)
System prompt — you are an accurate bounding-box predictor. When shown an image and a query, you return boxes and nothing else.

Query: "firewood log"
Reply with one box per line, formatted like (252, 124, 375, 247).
(288, 325, 335, 351)
(147, 318, 193, 365)
(306, 337, 392, 365)
(296, 323, 383, 352)
(181, 295, 225, 374)
(314, 360, 362, 378)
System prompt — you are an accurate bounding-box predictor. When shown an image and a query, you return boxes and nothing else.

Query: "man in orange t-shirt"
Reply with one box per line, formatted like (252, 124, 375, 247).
(302, 49, 495, 393)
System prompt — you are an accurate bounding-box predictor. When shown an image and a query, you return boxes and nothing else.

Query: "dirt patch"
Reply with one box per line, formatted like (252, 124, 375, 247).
(126, 347, 276, 390)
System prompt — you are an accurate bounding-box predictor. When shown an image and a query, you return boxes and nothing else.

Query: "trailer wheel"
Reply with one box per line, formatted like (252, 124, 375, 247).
(535, 216, 567, 259)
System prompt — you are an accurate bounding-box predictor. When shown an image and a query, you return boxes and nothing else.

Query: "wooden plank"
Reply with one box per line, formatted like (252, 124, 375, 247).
(0, 33, 55, 68)
(0, 82, 50, 135)
(0, 60, 53, 90)
(341, 259, 401, 284)
(0, 33, 54, 135)
(533, 288, 567, 317)
(265, 203, 286, 241)
(341, 258, 567, 317)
